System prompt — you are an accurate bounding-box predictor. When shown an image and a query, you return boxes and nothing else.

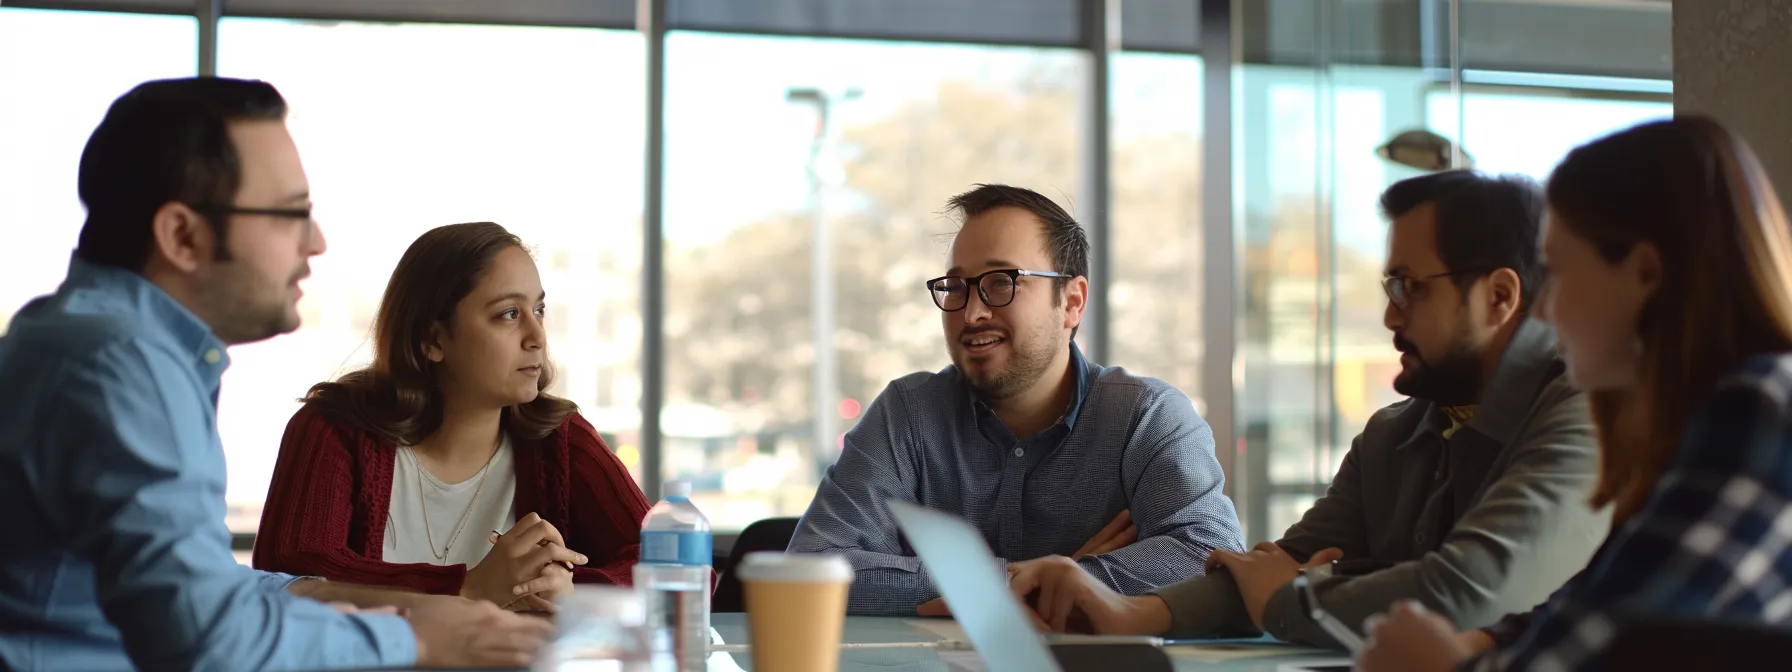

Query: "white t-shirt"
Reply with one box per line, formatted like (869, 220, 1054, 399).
(384, 436, 518, 567)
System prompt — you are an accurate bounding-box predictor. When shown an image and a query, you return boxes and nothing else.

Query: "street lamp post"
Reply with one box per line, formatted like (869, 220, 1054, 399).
(787, 86, 860, 482)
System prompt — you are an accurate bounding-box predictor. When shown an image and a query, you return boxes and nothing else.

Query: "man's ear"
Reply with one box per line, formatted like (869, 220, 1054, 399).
(1062, 275, 1089, 331)
(1485, 267, 1523, 326)
(149, 201, 219, 273)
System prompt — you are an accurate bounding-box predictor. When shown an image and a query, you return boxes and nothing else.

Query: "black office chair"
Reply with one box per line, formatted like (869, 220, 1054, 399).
(1609, 617, 1792, 670)
(710, 516, 800, 613)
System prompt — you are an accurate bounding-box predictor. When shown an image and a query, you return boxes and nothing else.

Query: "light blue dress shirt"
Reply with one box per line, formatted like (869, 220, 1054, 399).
(0, 258, 416, 671)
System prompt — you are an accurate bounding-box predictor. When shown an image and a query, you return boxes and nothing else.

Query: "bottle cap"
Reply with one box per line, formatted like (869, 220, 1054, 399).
(663, 480, 692, 498)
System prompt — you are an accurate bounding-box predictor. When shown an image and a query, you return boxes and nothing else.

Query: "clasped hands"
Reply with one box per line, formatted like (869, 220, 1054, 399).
(459, 512, 587, 612)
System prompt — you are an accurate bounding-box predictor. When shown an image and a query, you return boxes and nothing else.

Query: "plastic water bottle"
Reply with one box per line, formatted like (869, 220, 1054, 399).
(635, 480, 711, 672)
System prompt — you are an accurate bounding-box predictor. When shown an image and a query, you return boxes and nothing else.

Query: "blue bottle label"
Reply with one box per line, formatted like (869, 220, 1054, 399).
(641, 530, 712, 566)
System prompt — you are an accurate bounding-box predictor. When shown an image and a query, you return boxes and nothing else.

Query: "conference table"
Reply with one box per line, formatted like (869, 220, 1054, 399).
(703, 613, 1353, 671)
(395, 614, 1350, 671)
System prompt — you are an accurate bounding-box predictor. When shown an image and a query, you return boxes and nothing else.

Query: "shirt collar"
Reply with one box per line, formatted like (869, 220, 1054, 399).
(1061, 342, 1096, 430)
(964, 341, 1096, 431)
(60, 256, 231, 378)
(1460, 319, 1562, 445)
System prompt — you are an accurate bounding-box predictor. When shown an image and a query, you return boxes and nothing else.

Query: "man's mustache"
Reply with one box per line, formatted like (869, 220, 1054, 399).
(1393, 335, 1417, 355)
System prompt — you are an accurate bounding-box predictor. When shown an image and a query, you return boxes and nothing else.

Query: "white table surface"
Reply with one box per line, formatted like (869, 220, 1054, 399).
(707, 613, 1353, 672)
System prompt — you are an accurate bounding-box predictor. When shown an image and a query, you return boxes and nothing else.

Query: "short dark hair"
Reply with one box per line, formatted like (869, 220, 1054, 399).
(75, 77, 289, 271)
(1380, 170, 1546, 310)
(946, 183, 1090, 284)
(946, 184, 1091, 337)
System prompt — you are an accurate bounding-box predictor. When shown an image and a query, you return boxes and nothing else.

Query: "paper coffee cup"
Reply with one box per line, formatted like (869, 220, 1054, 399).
(738, 552, 854, 672)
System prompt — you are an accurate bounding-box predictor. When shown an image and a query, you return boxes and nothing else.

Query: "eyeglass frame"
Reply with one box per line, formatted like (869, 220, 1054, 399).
(188, 204, 314, 220)
(1382, 266, 1495, 310)
(186, 202, 318, 237)
(924, 268, 1076, 312)
(1292, 567, 1366, 654)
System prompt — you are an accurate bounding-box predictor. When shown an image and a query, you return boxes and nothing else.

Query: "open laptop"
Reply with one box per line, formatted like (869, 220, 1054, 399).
(887, 500, 1174, 672)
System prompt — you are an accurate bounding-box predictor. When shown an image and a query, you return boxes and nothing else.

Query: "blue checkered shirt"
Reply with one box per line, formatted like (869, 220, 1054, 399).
(787, 344, 1245, 615)
(1464, 353, 1792, 670)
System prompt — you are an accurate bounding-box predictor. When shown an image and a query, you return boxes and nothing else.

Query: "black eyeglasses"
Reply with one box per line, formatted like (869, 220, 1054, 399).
(188, 202, 317, 242)
(1382, 267, 1492, 309)
(925, 269, 1074, 312)
(188, 202, 315, 222)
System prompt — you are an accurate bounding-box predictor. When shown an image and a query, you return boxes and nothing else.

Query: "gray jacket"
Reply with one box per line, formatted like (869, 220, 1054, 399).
(1151, 320, 1609, 648)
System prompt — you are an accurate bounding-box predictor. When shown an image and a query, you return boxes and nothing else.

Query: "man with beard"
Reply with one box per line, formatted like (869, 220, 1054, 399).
(1003, 171, 1609, 649)
(787, 184, 1245, 616)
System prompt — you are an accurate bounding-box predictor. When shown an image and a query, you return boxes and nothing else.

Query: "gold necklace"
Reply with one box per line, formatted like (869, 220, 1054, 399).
(410, 436, 502, 564)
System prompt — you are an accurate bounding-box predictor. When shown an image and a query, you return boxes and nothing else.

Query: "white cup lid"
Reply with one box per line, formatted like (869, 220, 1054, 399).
(736, 552, 854, 583)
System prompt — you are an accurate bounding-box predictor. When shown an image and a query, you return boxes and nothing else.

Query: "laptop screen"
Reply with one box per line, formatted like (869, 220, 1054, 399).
(886, 500, 1063, 672)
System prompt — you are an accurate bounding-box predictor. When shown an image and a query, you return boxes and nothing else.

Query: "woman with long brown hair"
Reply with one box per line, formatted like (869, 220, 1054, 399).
(253, 222, 649, 610)
(1357, 116, 1792, 670)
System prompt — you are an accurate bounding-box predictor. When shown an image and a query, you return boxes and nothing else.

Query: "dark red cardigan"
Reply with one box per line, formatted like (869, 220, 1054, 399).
(252, 404, 651, 593)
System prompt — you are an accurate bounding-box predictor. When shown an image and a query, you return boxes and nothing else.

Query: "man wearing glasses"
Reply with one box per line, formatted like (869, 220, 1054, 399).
(1005, 171, 1608, 650)
(0, 78, 550, 671)
(788, 183, 1245, 616)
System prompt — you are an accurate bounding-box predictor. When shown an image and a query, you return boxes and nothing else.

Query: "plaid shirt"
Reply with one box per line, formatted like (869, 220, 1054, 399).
(788, 344, 1244, 615)
(1465, 353, 1792, 671)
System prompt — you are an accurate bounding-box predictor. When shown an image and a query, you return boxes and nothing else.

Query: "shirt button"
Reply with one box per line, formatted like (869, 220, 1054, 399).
(203, 349, 222, 365)
(1416, 532, 1428, 544)
(1013, 447, 1025, 457)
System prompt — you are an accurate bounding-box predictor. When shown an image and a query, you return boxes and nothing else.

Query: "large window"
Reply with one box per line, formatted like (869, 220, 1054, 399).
(662, 33, 1085, 530)
(1428, 90, 1672, 181)
(3, 0, 1679, 546)
(0, 8, 196, 331)
(215, 19, 645, 532)
(1235, 64, 1437, 540)
(1111, 53, 1205, 411)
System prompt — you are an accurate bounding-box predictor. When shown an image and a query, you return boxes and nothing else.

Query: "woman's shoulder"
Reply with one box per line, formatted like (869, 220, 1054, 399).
(290, 397, 345, 425)
(534, 412, 632, 473)
(1682, 352, 1792, 481)
(286, 400, 338, 432)
(543, 411, 607, 451)
(284, 398, 380, 445)
(1703, 353, 1792, 433)
(1718, 352, 1792, 398)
